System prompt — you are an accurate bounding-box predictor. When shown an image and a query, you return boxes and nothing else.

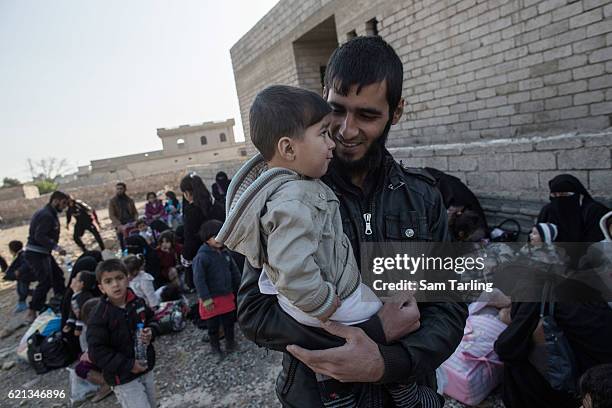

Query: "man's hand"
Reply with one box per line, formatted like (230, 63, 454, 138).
(62, 325, 71, 333)
(131, 360, 147, 374)
(79, 351, 91, 363)
(74, 329, 81, 337)
(377, 292, 420, 343)
(286, 321, 384, 383)
(140, 327, 152, 346)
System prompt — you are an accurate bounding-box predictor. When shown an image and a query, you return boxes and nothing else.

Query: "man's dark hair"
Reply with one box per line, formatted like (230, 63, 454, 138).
(580, 364, 612, 408)
(95, 258, 128, 283)
(49, 191, 69, 203)
(116, 182, 127, 189)
(324, 36, 403, 116)
(250, 85, 331, 160)
(8, 240, 23, 253)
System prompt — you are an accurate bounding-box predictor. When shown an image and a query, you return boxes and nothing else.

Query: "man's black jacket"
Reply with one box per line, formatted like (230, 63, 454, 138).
(87, 289, 156, 386)
(237, 150, 468, 406)
(26, 204, 60, 254)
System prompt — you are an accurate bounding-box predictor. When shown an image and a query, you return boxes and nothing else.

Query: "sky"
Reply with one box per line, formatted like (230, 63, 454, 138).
(0, 0, 278, 181)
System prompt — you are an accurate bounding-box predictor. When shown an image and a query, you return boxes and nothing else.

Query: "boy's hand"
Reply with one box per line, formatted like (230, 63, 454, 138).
(140, 327, 152, 346)
(80, 352, 91, 363)
(202, 298, 214, 312)
(74, 329, 81, 337)
(317, 296, 340, 322)
(131, 360, 147, 374)
(62, 325, 71, 333)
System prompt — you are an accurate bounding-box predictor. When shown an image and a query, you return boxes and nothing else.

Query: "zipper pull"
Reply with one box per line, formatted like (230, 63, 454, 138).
(363, 213, 373, 236)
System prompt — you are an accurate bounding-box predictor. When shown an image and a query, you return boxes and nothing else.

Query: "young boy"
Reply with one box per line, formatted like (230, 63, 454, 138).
(579, 364, 612, 408)
(3, 240, 34, 313)
(87, 259, 157, 408)
(193, 220, 241, 361)
(216, 85, 442, 407)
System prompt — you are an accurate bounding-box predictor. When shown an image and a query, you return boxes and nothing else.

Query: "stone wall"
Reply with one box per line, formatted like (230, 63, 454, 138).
(391, 130, 612, 232)
(0, 159, 247, 225)
(0, 185, 39, 201)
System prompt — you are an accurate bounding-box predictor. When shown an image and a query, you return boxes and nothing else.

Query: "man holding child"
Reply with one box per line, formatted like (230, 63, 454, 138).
(227, 36, 468, 406)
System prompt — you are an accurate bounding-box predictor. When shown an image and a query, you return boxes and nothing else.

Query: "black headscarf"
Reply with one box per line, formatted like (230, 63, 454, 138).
(548, 175, 589, 242)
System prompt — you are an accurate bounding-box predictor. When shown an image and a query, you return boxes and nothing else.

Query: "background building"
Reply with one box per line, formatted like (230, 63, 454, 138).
(231, 0, 612, 231)
(62, 118, 247, 187)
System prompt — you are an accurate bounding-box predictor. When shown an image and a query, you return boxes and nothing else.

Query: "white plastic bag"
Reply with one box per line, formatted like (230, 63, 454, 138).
(67, 367, 99, 406)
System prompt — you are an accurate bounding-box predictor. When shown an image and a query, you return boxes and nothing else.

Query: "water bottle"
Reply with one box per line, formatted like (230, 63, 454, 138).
(134, 323, 148, 368)
(64, 255, 73, 274)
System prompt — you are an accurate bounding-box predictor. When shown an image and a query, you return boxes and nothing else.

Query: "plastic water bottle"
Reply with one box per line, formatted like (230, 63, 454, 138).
(64, 255, 73, 274)
(134, 323, 148, 368)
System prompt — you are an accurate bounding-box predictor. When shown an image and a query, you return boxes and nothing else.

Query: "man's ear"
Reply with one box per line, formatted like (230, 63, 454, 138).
(391, 98, 404, 125)
(277, 137, 295, 161)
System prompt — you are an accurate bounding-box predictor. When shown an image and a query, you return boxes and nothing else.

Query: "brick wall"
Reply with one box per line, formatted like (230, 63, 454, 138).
(231, 0, 612, 224)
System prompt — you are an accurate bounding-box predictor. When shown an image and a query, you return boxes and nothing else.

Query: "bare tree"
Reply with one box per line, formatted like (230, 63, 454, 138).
(27, 157, 70, 181)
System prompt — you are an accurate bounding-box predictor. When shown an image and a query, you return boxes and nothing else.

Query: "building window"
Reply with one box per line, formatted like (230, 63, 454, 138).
(219, 133, 227, 142)
(200, 136, 207, 145)
(177, 138, 185, 149)
(214, 152, 219, 156)
(188, 157, 192, 160)
(366, 18, 378, 36)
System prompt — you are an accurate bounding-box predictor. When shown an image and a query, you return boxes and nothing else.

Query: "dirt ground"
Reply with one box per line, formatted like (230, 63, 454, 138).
(0, 202, 503, 408)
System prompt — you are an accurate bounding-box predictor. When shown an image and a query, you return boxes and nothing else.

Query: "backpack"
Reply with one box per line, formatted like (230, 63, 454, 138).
(27, 331, 77, 374)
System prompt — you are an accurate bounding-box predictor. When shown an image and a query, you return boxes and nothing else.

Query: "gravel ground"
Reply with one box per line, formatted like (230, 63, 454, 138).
(0, 204, 505, 408)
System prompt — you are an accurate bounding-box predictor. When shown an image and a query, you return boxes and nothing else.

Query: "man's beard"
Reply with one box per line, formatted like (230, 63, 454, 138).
(333, 119, 392, 172)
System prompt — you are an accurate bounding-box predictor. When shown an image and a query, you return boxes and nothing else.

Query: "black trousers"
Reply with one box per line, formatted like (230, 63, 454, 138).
(25, 251, 65, 312)
(73, 222, 104, 252)
(207, 311, 235, 342)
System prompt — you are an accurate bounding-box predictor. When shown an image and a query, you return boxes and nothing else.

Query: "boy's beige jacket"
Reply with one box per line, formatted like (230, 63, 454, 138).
(216, 154, 360, 318)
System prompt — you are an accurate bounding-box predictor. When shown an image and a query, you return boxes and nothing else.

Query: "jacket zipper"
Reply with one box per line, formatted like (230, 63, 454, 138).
(362, 197, 376, 238)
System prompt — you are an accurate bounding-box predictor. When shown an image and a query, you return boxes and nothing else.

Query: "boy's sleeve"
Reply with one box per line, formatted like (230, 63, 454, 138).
(261, 200, 335, 318)
(87, 311, 134, 378)
(193, 254, 211, 300)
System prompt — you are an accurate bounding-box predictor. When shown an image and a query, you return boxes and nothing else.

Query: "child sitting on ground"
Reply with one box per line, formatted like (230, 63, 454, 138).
(73, 297, 113, 403)
(216, 85, 440, 407)
(3, 240, 34, 313)
(144, 192, 165, 224)
(136, 219, 155, 246)
(63, 270, 97, 336)
(125, 254, 160, 310)
(87, 259, 157, 408)
(155, 230, 183, 288)
(522, 222, 567, 264)
(193, 220, 241, 361)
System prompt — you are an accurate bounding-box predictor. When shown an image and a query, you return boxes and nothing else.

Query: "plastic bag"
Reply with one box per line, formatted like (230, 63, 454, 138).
(67, 367, 99, 406)
(16, 309, 61, 361)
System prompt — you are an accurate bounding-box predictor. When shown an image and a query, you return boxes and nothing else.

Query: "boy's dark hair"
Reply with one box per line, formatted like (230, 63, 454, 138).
(136, 218, 147, 227)
(8, 240, 23, 253)
(580, 364, 612, 408)
(116, 182, 127, 189)
(324, 36, 403, 117)
(250, 85, 332, 160)
(200, 219, 223, 242)
(49, 191, 69, 203)
(123, 254, 145, 276)
(95, 258, 128, 283)
(80, 297, 100, 325)
(146, 192, 156, 200)
(78, 270, 98, 292)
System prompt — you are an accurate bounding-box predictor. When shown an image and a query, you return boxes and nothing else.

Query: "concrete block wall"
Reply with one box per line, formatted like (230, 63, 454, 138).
(390, 130, 612, 232)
